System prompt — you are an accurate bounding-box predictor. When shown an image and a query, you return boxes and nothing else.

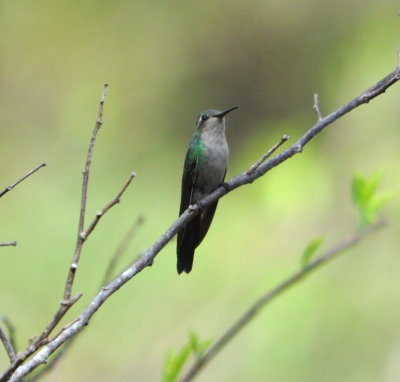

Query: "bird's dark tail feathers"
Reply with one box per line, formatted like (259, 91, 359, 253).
(177, 215, 200, 274)
(176, 202, 219, 274)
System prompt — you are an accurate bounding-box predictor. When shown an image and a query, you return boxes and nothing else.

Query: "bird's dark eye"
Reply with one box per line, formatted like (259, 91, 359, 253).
(201, 115, 209, 121)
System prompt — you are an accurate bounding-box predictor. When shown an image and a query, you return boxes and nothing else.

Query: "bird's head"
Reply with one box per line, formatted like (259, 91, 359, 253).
(195, 106, 238, 132)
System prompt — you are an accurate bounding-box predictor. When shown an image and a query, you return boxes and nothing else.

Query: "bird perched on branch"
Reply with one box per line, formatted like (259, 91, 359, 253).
(177, 106, 238, 274)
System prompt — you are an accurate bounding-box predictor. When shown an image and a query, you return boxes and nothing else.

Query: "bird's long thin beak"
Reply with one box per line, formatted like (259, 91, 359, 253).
(215, 106, 239, 118)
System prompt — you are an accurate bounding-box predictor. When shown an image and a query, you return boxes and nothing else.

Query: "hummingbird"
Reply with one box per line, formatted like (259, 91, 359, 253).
(177, 106, 238, 274)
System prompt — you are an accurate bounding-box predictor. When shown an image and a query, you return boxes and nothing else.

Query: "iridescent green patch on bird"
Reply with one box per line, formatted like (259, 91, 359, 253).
(188, 130, 207, 166)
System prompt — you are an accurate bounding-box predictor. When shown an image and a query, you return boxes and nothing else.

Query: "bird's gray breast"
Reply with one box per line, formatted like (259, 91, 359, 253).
(194, 130, 228, 201)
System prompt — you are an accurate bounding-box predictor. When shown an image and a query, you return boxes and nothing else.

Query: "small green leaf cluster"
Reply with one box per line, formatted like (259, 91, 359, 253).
(163, 332, 212, 382)
(352, 170, 390, 229)
(300, 236, 324, 269)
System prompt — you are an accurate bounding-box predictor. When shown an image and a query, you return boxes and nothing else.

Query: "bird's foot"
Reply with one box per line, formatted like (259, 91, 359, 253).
(197, 200, 206, 210)
(221, 182, 231, 192)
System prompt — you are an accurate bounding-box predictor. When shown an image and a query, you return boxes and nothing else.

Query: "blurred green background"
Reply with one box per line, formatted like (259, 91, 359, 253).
(1, 1, 400, 381)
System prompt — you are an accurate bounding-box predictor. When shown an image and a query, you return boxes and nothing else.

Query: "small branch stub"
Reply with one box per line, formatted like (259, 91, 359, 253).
(397, 48, 400, 68)
(313, 93, 323, 121)
(0, 242, 17, 247)
(247, 134, 290, 175)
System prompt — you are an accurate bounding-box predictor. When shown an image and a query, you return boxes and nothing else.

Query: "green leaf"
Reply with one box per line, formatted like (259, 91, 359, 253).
(163, 343, 192, 382)
(300, 236, 324, 269)
(189, 332, 212, 359)
(351, 170, 390, 229)
(352, 175, 367, 206)
(163, 332, 213, 382)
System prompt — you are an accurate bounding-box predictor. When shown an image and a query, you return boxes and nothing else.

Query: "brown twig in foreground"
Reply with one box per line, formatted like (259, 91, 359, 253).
(6, 54, 400, 381)
(0, 163, 46, 199)
(178, 221, 385, 382)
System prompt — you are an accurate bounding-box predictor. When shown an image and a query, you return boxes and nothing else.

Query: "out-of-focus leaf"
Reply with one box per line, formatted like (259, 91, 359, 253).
(189, 332, 212, 359)
(163, 343, 192, 382)
(300, 236, 324, 269)
(352, 175, 367, 207)
(351, 170, 390, 229)
(164, 332, 213, 382)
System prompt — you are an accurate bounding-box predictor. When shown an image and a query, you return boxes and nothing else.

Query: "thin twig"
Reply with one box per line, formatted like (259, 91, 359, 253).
(178, 221, 385, 382)
(65, 83, 109, 300)
(83, 172, 136, 240)
(0, 326, 16, 363)
(0, 163, 46, 199)
(0, 242, 17, 247)
(6, 55, 400, 381)
(101, 216, 144, 286)
(313, 93, 323, 120)
(35, 84, 109, 341)
(246, 135, 290, 175)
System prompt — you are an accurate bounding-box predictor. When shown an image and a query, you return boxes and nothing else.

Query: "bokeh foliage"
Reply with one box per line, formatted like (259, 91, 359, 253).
(1, 1, 400, 381)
